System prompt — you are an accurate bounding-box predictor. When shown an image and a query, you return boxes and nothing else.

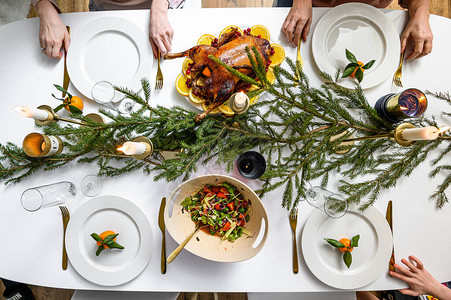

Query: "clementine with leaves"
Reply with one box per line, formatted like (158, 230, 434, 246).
(91, 230, 125, 256)
(341, 49, 375, 83)
(324, 234, 360, 268)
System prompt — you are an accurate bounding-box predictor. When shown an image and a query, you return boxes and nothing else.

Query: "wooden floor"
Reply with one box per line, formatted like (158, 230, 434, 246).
(1, 0, 448, 299)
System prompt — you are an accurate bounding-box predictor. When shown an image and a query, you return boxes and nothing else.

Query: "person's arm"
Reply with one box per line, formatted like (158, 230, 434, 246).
(149, 0, 174, 58)
(281, 0, 313, 46)
(390, 256, 451, 299)
(400, 0, 433, 60)
(34, 0, 69, 59)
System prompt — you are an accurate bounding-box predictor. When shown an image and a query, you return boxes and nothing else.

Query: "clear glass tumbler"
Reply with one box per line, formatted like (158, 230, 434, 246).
(21, 181, 77, 212)
(91, 80, 135, 114)
(305, 186, 348, 218)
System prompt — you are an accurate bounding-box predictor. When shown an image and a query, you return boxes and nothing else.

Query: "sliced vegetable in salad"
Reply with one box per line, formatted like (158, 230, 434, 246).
(181, 182, 252, 242)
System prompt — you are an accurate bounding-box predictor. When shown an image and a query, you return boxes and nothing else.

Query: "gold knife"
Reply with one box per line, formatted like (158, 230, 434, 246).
(158, 197, 167, 274)
(386, 200, 395, 272)
(62, 26, 71, 97)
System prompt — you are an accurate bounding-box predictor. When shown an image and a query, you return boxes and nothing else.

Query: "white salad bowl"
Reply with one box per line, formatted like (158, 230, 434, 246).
(164, 174, 269, 262)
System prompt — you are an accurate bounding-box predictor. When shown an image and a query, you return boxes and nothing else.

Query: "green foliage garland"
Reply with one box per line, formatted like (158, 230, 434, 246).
(0, 48, 449, 210)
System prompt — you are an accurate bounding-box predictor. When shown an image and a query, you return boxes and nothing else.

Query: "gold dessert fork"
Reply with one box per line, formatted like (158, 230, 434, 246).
(392, 51, 405, 88)
(294, 39, 303, 82)
(59, 206, 70, 270)
(155, 49, 163, 90)
(289, 208, 299, 274)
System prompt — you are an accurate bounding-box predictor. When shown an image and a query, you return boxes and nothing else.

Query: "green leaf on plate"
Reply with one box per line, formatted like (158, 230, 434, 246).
(96, 245, 105, 256)
(324, 238, 345, 248)
(343, 250, 352, 268)
(90, 233, 103, 242)
(53, 104, 65, 113)
(363, 60, 375, 70)
(341, 66, 357, 78)
(355, 68, 364, 83)
(69, 105, 83, 114)
(345, 49, 357, 63)
(351, 234, 360, 248)
(103, 233, 119, 244)
(108, 242, 125, 249)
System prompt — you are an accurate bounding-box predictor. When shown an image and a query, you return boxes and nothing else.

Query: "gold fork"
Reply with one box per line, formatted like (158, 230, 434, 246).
(289, 208, 299, 274)
(155, 49, 163, 90)
(59, 206, 70, 270)
(294, 39, 303, 82)
(392, 50, 405, 88)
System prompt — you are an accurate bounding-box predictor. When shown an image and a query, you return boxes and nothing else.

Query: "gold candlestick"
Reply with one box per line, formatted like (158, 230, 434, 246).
(23, 132, 63, 157)
(343, 123, 416, 147)
(118, 136, 153, 160)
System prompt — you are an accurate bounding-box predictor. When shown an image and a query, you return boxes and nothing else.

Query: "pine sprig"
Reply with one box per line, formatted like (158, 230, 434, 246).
(0, 49, 449, 210)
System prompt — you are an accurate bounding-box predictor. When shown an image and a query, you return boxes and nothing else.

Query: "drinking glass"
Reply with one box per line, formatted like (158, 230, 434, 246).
(21, 181, 77, 212)
(91, 81, 135, 114)
(305, 186, 348, 218)
(80, 174, 102, 197)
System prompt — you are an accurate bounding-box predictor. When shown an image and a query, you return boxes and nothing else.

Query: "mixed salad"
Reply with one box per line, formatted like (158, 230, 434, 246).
(181, 182, 252, 242)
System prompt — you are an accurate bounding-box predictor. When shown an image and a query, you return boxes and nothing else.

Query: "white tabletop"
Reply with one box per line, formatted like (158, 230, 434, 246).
(0, 7, 450, 293)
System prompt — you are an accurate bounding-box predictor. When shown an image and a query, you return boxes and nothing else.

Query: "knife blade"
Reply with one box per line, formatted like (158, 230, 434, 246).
(158, 197, 167, 274)
(62, 26, 71, 97)
(386, 200, 395, 272)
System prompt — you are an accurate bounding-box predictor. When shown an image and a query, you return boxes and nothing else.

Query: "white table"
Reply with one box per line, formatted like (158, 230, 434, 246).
(0, 7, 450, 293)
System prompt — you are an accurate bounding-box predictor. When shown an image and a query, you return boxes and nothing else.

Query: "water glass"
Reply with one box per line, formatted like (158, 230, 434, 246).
(91, 80, 135, 114)
(21, 181, 77, 212)
(305, 186, 348, 218)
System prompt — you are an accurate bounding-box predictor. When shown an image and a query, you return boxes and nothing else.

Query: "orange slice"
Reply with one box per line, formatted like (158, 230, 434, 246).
(270, 43, 285, 67)
(266, 67, 275, 84)
(201, 100, 221, 114)
(197, 34, 216, 46)
(175, 74, 190, 97)
(188, 88, 206, 104)
(182, 58, 193, 78)
(218, 102, 235, 116)
(250, 25, 270, 40)
(219, 25, 243, 37)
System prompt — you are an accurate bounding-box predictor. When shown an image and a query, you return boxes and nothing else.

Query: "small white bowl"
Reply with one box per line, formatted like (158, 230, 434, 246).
(164, 174, 269, 262)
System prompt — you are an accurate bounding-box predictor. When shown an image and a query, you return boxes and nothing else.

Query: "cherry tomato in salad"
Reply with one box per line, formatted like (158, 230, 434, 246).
(222, 221, 231, 231)
(217, 192, 227, 199)
(227, 202, 235, 211)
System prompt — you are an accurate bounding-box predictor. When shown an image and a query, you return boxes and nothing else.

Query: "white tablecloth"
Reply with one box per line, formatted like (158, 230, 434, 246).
(0, 7, 450, 293)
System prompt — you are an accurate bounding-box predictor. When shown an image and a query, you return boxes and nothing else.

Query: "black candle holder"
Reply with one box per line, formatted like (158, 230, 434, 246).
(237, 151, 266, 179)
(374, 88, 427, 123)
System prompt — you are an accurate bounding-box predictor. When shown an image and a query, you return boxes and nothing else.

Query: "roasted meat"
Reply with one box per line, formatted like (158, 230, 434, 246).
(164, 27, 271, 121)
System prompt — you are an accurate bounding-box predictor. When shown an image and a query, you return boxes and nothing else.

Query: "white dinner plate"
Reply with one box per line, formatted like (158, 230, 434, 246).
(65, 196, 152, 286)
(67, 17, 153, 102)
(312, 3, 400, 89)
(302, 205, 393, 289)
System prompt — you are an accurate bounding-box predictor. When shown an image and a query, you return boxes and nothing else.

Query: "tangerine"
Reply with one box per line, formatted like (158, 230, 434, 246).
(339, 238, 353, 253)
(175, 73, 190, 97)
(197, 34, 216, 46)
(64, 96, 84, 112)
(269, 43, 285, 67)
(250, 25, 270, 40)
(350, 61, 364, 78)
(97, 230, 116, 249)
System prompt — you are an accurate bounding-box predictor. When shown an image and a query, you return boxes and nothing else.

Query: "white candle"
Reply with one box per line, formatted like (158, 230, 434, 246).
(15, 106, 49, 121)
(117, 141, 146, 155)
(234, 92, 248, 108)
(401, 126, 439, 141)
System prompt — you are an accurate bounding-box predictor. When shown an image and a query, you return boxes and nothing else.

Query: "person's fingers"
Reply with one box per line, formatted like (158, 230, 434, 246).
(285, 19, 297, 44)
(393, 263, 413, 276)
(51, 41, 63, 59)
(389, 270, 410, 282)
(302, 18, 312, 42)
(416, 40, 432, 59)
(149, 39, 159, 59)
(293, 22, 303, 47)
(406, 39, 424, 60)
(64, 31, 70, 53)
(400, 32, 409, 54)
(398, 288, 418, 296)
(401, 258, 418, 272)
(409, 255, 424, 270)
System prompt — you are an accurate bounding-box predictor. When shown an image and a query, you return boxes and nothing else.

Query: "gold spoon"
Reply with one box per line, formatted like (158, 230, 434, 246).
(167, 225, 200, 263)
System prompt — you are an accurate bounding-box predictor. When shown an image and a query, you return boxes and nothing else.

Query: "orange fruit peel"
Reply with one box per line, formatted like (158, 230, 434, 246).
(269, 43, 285, 67)
(250, 25, 270, 40)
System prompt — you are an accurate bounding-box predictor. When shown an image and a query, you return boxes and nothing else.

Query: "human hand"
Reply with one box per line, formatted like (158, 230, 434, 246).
(400, 7, 433, 60)
(390, 256, 443, 297)
(149, 0, 173, 58)
(281, 0, 313, 47)
(36, 0, 69, 59)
